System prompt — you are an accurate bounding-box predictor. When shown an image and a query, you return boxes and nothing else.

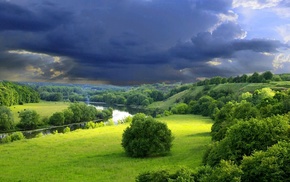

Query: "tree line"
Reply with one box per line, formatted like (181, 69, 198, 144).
(196, 71, 276, 86)
(0, 102, 112, 132)
(36, 85, 86, 102)
(89, 83, 190, 107)
(90, 89, 165, 107)
(33, 83, 174, 106)
(0, 81, 40, 106)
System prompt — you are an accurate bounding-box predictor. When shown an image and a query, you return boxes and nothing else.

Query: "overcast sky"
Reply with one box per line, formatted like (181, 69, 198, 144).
(0, 0, 290, 85)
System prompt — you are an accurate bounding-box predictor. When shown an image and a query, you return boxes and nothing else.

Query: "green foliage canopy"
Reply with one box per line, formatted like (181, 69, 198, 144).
(171, 102, 189, 114)
(241, 141, 290, 182)
(0, 106, 14, 131)
(122, 113, 174, 158)
(49, 112, 65, 126)
(205, 115, 289, 166)
(0, 81, 39, 106)
(18, 110, 42, 130)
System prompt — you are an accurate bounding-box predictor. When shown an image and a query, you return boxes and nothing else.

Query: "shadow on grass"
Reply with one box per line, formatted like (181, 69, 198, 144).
(78, 151, 172, 162)
(92, 152, 126, 159)
(187, 132, 210, 138)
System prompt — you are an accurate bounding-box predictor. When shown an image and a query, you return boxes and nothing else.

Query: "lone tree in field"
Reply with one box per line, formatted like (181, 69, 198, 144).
(122, 113, 174, 158)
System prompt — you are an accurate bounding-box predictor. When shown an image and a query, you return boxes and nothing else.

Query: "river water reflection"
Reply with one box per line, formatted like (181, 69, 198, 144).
(93, 105, 132, 123)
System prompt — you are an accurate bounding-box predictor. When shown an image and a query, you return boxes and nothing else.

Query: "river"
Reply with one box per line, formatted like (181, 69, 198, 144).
(0, 104, 132, 140)
(94, 105, 132, 124)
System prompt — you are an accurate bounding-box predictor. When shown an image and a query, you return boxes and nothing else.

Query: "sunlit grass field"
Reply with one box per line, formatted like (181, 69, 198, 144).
(9, 101, 70, 123)
(0, 115, 212, 182)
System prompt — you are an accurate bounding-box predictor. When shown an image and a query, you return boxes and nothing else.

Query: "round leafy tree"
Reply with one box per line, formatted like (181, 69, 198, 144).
(121, 113, 174, 158)
(18, 110, 41, 130)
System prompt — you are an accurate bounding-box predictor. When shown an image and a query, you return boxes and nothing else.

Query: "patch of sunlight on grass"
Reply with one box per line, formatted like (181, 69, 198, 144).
(9, 101, 70, 123)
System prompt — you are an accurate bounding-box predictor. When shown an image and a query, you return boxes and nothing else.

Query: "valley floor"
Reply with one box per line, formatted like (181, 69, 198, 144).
(0, 114, 212, 182)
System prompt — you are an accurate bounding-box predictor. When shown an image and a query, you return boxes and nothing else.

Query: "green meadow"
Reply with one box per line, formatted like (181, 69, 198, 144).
(0, 115, 212, 182)
(9, 102, 70, 123)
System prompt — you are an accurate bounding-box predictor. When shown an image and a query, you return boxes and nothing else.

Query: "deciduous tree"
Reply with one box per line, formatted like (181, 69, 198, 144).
(122, 113, 174, 158)
(18, 110, 42, 130)
(0, 106, 14, 131)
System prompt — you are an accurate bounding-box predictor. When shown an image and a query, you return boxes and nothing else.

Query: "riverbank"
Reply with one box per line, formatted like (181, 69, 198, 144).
(2, 102, 132, 140)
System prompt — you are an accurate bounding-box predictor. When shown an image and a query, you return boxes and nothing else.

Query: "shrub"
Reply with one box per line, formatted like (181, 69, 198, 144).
(1, 135, 12, 143)
(170, 168, 195, 181)
(63, 126, 70, 133)
(171, 103, 189, 114)
(136, 167, 195, 182)
(136, 170, 170, 182)
(35, 132, 43, 138)
(121, 113, 174, 158)
(241, 141, 290, 182)
(205, 115, 289, 166)
(41, 116, 49, 125)
(10, 132, 25, 141)
(163, 110, 173, 116)
(117, 116, 133, 124)
(85, 121, 96, 129)
(123, 116, 132, 123)
(49, 112, 65, 126)
(155, 114, 162, 118)
(107, 119, 115, 126)
(18, 110, 42, 130)
(96, 122, 105, 127)
(200, 160, 242, 182)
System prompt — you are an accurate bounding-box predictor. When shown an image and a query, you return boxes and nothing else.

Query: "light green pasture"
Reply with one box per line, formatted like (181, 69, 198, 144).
(0, 115, 212, 182)
(9, 102, 70, 123)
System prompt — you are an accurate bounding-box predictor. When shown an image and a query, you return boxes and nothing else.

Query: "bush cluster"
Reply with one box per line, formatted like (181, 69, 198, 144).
(1, 131, 25, 144)
(84, 121, 105, 129)
(63, 126, 70, 133)
(136, 161, 242, 182)
(122, 113, 174, 158)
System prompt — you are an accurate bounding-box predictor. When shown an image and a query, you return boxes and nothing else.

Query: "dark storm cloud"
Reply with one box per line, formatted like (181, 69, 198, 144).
(1, 0, 218, 80)
(0, 0, 288, 84)
(0, 1, 71, 32)
(170, 21, 285, 64)
(233, 39, 284, 52)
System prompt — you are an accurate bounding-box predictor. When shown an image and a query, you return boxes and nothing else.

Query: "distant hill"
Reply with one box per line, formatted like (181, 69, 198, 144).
(148, 74, 290, 112)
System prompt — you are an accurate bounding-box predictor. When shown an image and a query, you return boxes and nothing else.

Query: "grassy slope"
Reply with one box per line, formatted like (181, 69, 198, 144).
(148, 90, 189, 110)
(148, 81, 290, 110)
(9, 102, 70, 123)
(211, 81, 290, 93)
(0, 115, 212, 182)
